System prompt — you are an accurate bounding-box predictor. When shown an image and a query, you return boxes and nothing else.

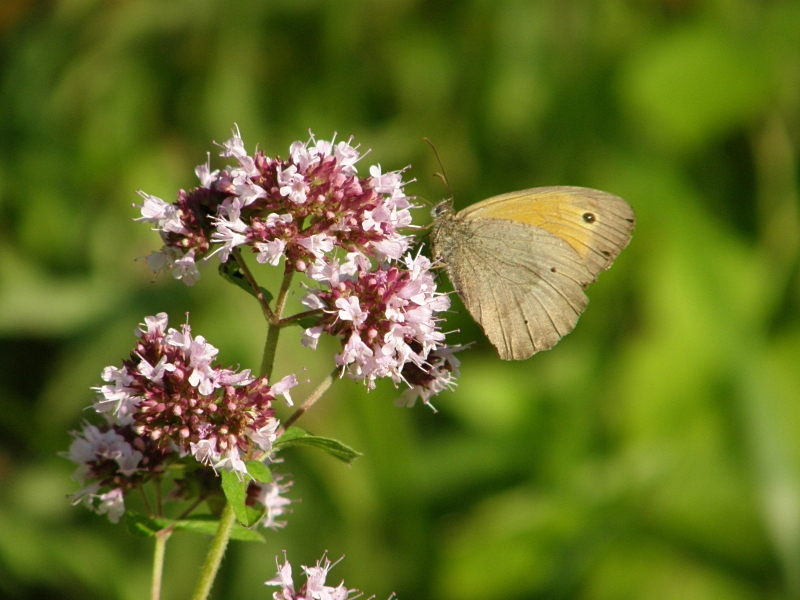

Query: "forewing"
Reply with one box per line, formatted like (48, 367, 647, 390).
(462, 186, 634, 277)
(448, 218, 593, 360)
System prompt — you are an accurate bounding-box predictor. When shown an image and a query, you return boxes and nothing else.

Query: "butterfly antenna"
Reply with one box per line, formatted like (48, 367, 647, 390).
(423, 137, 454, 200)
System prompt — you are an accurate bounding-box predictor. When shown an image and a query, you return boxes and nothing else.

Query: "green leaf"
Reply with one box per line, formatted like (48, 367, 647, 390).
(221, 470, 264, 527)
(221, 471, 249, 524)
(274, 426, 310, 446)
(160, 515, 265, 542)
(218, 261, 274, 304)
(124, 511, 264, 542)
(243, 504, 265, 527)
(246, 460, 273, 483)
(274, 426, 362, 464)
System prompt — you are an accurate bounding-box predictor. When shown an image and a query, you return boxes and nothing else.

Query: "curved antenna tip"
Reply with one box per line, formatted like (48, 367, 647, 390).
(423, 138, 453, 200)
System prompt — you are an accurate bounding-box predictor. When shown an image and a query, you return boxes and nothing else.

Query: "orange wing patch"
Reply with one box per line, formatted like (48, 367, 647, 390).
(465, 190, 598, 262)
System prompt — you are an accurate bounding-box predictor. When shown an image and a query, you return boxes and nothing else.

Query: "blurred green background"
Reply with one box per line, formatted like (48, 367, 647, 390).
(2, 1, 800, 599)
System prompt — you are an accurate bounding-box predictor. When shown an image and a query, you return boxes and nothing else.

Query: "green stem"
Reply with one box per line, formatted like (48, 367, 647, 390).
(260, 268, 295, 379)
(175, 496, 205, 523)
(277, 369, 337, 436)
(281, 308, 325, 327)
(190, 502, 237, 600)
(233, 248, 274, 321)
(279, 308, 324, 326)
(151, 530, 170, 600)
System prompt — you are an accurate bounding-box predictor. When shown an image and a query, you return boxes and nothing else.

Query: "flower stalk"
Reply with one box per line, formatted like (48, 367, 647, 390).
(261, 268, 295, 379)
(190, 502, 237, 600)
(278, 369, 337, 436)
(151, 529, 170, 600)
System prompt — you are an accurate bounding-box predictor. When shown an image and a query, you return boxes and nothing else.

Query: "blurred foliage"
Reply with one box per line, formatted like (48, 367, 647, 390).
(1, 0, 799, 599)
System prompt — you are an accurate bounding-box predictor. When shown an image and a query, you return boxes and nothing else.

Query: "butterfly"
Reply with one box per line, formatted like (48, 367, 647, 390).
(430, 186, 634, 360)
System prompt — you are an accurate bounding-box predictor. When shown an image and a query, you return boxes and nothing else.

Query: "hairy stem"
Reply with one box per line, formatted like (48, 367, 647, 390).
(260, 268, 295, 379)
(190, 502, 237, 600)
(279, 308, 324, 326)
(151, 530, 170, 600)
(233, 248, 275, 321)
(277, 369, 337, 435)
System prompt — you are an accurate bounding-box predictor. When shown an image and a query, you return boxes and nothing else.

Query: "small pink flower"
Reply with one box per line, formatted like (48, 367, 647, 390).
(171, 250, 201, 286)
(265, 553, 365, 600)
(272, 374, 299, 406)
(278, 164, 308, 204)
(248, 419, 280, 452)
(61, 420, 169, 522)
(195, 153, 220, 189)
(266, 553, 296, 600)
(301, 326, 323, 349)
(335, 296, 367, 326)
(298, 233, 336, 259)
(256, 239, 287, 265)
(95, 488, 126, 523)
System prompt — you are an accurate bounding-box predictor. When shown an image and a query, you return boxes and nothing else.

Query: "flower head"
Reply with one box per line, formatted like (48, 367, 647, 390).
(91, 313, 295, 477)
(65, 313, 297, 521)
(265, 553, 363, 600)
(301, 251, 456, 398)
(137, 128, 415, 285)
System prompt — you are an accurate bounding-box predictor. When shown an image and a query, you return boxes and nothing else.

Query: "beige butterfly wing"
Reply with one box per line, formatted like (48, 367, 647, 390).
(433, 186, 634, 360)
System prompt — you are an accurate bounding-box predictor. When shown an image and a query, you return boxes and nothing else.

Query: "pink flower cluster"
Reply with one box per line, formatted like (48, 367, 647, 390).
(136, 127, 413, 285)
(64, 313, 296, 521)
(300, 252, 457, 402)
(266, 553, 392, 600)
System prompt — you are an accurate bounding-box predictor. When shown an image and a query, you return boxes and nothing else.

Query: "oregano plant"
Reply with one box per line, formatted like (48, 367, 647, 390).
(63, 127, 463, 600)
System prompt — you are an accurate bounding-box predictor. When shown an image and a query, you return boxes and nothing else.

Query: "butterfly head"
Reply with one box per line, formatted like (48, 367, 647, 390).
(431, 198, 454, 221)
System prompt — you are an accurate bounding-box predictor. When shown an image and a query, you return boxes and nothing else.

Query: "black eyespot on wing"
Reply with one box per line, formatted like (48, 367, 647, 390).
(582, 212, 596, 223)
(550, 267, 557, 273)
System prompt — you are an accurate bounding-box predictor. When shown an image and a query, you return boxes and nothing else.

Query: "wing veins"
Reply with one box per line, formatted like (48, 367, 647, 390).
(462, 242, 583, 341)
